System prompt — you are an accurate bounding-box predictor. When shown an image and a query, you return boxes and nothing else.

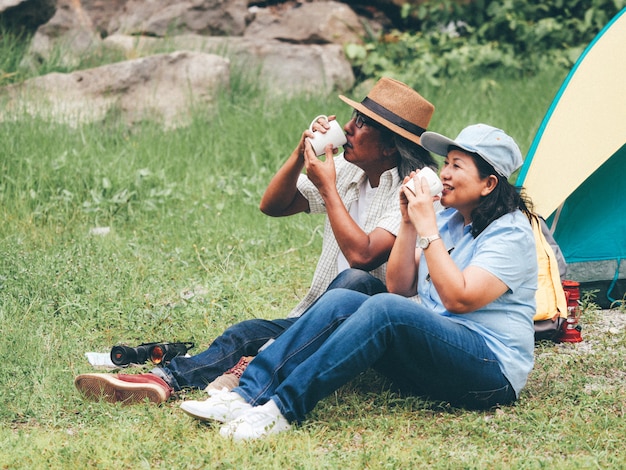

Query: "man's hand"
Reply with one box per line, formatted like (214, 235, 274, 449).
(303, 139, 338, 197)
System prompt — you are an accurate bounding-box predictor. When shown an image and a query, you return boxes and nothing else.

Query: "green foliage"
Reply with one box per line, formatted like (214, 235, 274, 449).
(0, 27, 30, 86)
(347, 0, 626, 87)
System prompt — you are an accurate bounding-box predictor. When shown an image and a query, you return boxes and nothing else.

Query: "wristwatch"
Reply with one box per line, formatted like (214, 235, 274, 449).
(418, 234, 441, 250)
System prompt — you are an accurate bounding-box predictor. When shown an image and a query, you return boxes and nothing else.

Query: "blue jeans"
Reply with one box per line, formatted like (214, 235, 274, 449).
(156, 269, 386, 390)
(234, 289, 516, 423)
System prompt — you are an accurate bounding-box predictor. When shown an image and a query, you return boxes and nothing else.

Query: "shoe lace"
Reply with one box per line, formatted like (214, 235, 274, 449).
(225, 356, 252, 378)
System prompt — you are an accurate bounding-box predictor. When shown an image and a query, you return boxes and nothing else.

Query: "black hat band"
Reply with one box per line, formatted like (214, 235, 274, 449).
(361, 97, 426, 137)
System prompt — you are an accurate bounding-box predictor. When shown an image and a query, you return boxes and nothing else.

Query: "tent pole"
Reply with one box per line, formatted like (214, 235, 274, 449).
(606, 258, 623, 306)
(548, 203, 564, 234)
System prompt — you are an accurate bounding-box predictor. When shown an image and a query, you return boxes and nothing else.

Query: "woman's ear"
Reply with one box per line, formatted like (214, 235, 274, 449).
(480, 175, 499, 196)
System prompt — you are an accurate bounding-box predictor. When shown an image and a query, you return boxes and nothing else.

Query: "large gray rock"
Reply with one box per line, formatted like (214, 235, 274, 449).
(10, 0, 357, 125)
(25, 0, 249, 68)
(26, 0, 102, 68)
(108, 0, 249, 37)
(26, 0, 365, 70)
(245, 1, 364, 45)
(2, 51, 230, 128)
(73, 0, 130, 35)
(103, 34, 355, 94)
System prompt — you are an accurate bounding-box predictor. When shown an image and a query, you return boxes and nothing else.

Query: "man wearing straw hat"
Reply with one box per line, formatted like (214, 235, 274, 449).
(74, 78, 438, 405)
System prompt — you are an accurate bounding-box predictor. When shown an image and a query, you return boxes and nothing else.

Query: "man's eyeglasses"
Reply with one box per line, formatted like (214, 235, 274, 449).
(351, 110, 382, 129)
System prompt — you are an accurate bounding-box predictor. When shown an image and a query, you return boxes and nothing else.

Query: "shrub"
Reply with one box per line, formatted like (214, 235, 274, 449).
(347, 0, 626, 87)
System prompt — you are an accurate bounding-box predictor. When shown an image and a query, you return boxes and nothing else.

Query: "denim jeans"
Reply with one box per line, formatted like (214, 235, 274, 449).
(156, 269, 386, 390)
(234, 289, 516, 423)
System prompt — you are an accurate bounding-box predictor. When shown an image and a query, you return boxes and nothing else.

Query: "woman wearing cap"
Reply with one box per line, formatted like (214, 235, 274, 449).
(182, 123, 538, 440)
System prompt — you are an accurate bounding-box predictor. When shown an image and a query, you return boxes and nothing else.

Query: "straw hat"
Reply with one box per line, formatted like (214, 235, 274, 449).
(339, 77, 435, 145)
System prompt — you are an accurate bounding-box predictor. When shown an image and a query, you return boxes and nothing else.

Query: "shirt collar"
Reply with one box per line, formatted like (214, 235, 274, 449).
(348, 165, 399, 189)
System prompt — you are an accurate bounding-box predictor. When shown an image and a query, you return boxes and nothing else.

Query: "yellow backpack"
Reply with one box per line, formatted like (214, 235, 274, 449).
(530, 213, 568, 341)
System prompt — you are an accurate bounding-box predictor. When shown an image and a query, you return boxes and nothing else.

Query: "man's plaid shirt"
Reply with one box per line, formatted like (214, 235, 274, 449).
(288, 154, 402, 318)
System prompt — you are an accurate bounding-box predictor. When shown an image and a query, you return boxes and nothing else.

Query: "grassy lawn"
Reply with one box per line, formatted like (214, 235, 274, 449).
(1, 66, 625, 468)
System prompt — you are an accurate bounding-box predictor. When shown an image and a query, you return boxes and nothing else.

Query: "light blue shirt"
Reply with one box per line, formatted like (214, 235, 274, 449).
(417, 208, 538, 396)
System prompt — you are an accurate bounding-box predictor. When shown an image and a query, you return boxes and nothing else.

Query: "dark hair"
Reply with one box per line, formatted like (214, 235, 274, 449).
(373, 122, 438, 179)
(392, 133, 438, 179)
(469, 153, 533, 238)
(370, 132, 439, 180)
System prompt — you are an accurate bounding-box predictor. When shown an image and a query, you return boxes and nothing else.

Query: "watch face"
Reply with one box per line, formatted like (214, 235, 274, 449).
(418, 237, 428, 249)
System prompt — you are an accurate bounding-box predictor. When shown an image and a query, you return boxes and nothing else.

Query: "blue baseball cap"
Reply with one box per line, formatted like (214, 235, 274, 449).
(420, 124, 523, 178)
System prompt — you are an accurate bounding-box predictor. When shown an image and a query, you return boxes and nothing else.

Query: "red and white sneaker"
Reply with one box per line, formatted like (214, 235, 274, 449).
(74, 373, 173, 404)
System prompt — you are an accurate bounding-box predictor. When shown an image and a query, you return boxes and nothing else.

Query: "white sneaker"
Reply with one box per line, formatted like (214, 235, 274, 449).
(219, 399, 291, 441)
(205, 386, 228, 397)
(180, 391, 252, 423)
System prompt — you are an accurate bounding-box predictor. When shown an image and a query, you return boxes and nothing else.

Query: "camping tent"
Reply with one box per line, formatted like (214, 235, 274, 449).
(515, 8, 626, 308)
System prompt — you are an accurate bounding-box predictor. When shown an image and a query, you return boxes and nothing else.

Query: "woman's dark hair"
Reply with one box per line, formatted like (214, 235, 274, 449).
(468, 152, 533, 238)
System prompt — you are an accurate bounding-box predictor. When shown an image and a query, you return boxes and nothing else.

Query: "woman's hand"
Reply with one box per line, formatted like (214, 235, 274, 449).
(400, 170, 439, 235)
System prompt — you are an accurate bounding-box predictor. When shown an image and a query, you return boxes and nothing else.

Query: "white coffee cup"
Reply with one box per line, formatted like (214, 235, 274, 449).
(404, 166, 443, 197)
(306, 115, 347, 156)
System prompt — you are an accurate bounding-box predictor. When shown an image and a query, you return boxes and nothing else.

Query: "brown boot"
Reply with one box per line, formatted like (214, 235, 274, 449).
(205, 356, 254, 394)
(74, 373, 173, 404)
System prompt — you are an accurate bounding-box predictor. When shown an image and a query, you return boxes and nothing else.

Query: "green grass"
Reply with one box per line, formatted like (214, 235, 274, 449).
(2, 63, 625, 468)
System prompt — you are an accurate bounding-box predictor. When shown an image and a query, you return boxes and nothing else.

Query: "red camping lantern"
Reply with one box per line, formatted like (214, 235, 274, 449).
(561, 280, 583, 342)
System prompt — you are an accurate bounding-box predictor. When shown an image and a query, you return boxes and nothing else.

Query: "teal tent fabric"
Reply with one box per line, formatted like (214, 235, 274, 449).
(547, 144, 626, 264)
